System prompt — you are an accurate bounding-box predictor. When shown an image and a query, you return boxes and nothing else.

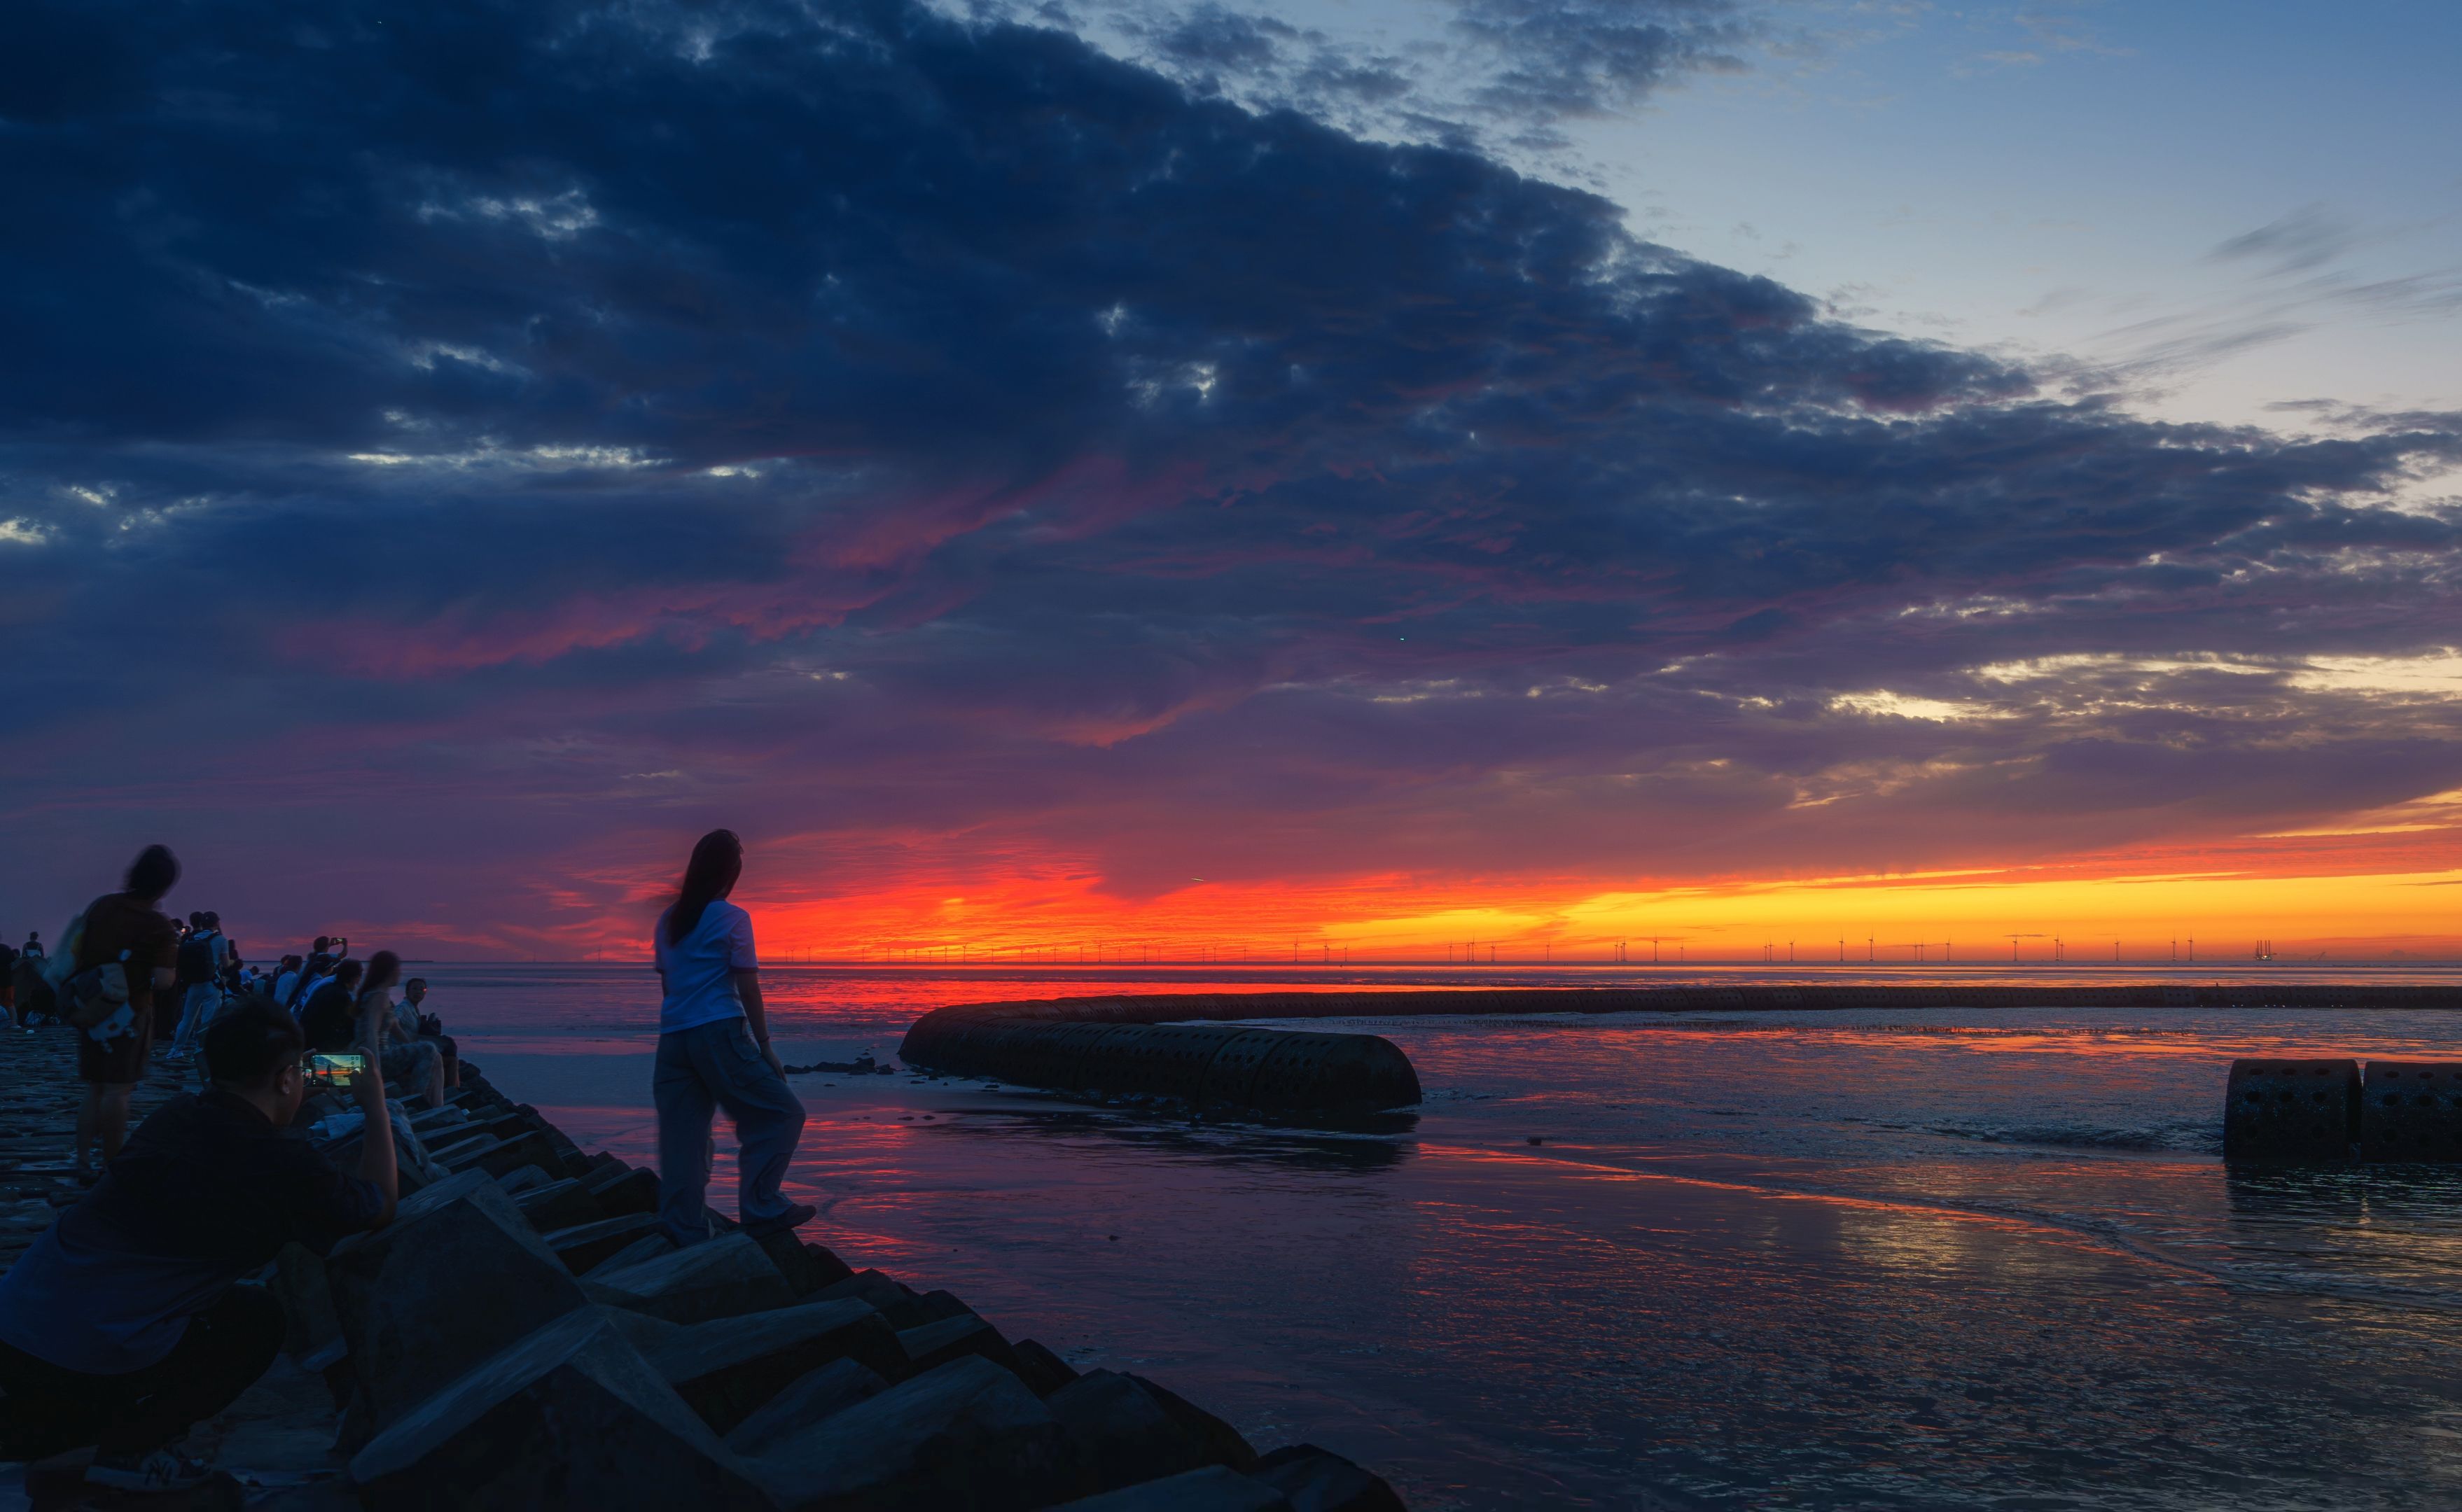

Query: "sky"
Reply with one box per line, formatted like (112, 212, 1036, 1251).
(2, 0, 2459, 962)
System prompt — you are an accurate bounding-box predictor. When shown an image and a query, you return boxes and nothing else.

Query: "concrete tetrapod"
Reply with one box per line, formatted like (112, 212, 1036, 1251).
(347, 1306, 771, 1511)
(587, 1231, 798, 1323)
(644, 1297, 907, 1434)
(726, 1358, 891, 1457)
(744, 1353, 1090, 1511)
(1052, 1466, 1292, 1512)
(324, 1170, 587, 1429)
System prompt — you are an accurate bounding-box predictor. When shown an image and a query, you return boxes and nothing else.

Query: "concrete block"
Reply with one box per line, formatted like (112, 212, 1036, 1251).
(326, 1171, 587, 1428)
(271, 1242, 345, 1372)
(898, 1313, 1023, 1377)
(814, 1269, 931, 1329)
(744, 1354, 1088, 1511)
(545, 1212, 673, 1274)
(725, 1359, 889, 1457)
(1012, 1339, 1080, 1398)
(1048, 1370, 1214, 1492)
(347, 1307, 770, 1511)
(441, 1128, 564, 1183)
(1253, 1445, 1408, 1512)
(645, 1297, 904, 1434)
(1054, 1466, 1291, 1512)
(1129, 1373, 1256, 1473)
(590, 1232, 795, 1324)
(754, 1226, 853, 1295)
(586, 1163, 661, 1218)
(494, 1165, 552, 1197)
(512, 1176, 607, 1233)
(601, 1233, 678, 1273)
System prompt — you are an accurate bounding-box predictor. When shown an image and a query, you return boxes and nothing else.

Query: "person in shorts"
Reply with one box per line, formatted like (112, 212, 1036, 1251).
(72, 847, 182, 1183)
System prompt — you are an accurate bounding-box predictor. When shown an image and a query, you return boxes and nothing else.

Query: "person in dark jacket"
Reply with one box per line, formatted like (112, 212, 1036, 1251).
(0, 1002, 396, 1491)
(297, 960, 365, 1054)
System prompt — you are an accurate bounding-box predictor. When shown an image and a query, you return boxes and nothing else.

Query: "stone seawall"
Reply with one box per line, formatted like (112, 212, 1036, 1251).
(908, 981, 2462, 1034)
(0, 1033, 1406, 1511)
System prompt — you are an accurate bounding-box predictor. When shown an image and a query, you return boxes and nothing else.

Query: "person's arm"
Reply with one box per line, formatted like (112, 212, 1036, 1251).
(735, 971, 786, 1075)
(349, 1056, 399, 1227)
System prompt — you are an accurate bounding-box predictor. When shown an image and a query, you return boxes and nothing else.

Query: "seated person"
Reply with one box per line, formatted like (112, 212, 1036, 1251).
(297, 959, 365, 1054)
(0, 1002, 396, 1491)
(398, 976, 459, 1089)
(352, 953, 443, 1110)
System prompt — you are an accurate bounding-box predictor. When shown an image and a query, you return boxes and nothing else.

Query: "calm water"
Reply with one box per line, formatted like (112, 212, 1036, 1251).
(422, 964, 2462, 1510)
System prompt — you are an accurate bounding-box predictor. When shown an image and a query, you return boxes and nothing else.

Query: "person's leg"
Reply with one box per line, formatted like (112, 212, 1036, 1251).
(94, 1286, 284, 1461)
(74, 1084, 102, 1177)
(652, 1030, 718, 1246)
(0, 1338, 115, 1461)
(169, 986, 204, 1056)
(704, 1021, 808, 1226)
(429, 1032, 461, 1088)
(97, 1082, 135, 1164)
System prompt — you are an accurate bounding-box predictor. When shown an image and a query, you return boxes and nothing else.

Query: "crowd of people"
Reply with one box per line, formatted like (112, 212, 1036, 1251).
(3, 856, 459, 1184)
(0, 830, 809, 1494)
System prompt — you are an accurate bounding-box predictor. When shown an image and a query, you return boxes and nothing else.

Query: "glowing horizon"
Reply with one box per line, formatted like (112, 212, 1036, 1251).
(4, 2, 2460, 965)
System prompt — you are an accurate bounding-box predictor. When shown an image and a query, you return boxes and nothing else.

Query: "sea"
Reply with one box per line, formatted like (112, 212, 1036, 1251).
(422, 962, 2462, 1510)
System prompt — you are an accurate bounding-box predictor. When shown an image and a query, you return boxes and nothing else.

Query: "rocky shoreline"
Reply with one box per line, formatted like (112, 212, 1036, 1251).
(0, 1031, 1407, 1511)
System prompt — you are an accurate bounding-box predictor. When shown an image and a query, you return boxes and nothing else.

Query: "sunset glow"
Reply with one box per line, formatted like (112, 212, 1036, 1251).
(4, 0, 2458, 967)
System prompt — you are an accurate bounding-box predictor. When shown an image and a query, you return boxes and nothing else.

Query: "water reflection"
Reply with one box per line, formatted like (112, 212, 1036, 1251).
(925, 1102, 1416, 1175)
(436, 968, 2462, 1510)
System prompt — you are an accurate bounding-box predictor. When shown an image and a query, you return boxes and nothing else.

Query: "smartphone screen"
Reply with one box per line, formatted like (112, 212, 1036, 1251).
(307, 1052, 367, 1090)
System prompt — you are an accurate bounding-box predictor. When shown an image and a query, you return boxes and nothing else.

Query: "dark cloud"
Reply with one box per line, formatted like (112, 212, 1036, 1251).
(1452, 0, 1753, 120)
(1, 0, 2458, 939)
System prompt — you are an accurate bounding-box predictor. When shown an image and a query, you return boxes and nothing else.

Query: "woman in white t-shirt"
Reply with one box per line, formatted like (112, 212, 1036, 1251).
(651, 829, 811, 1246)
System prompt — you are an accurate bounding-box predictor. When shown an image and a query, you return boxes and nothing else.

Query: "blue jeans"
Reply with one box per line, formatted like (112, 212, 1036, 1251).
(653, 1018, 807, 1245)
(172, 984, 223, 1055)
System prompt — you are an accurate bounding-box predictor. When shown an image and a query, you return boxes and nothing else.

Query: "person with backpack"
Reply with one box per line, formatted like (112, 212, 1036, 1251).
(167, 913, 229, 1063)
(67, 847, 183, 1183)
(651, 829, 812, 1247)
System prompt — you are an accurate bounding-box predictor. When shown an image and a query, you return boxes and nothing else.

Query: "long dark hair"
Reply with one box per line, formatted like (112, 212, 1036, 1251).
(358, 951, 401, 1003)
(666, 830, 744, 945)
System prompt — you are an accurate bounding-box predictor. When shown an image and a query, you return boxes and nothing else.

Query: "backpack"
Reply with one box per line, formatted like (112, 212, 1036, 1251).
(62, 960, 130, 1031)
(175, 932, 216, 988)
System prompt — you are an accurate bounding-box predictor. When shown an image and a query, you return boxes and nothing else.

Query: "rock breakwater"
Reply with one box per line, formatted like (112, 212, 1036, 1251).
(1, 1039, 1407, 1511)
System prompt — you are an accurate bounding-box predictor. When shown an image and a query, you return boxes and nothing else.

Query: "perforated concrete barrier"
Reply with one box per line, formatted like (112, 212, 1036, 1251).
(2224, 1058, 2361, 1161)
(2361, 1061, 2462, 1162)
(899, 1018, 1421, 1116)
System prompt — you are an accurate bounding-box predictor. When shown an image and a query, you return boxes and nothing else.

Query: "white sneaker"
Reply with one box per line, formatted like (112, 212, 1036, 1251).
(85, 1446, 211, 1491)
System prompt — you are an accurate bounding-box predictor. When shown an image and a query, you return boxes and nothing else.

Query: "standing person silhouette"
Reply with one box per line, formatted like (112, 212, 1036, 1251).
(651, 830, 810, 1246)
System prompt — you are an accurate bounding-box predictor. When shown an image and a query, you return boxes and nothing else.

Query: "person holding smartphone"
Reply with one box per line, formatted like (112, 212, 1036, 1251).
(651, 829, 811, 1246)
(0, 1001, 396, 1491)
